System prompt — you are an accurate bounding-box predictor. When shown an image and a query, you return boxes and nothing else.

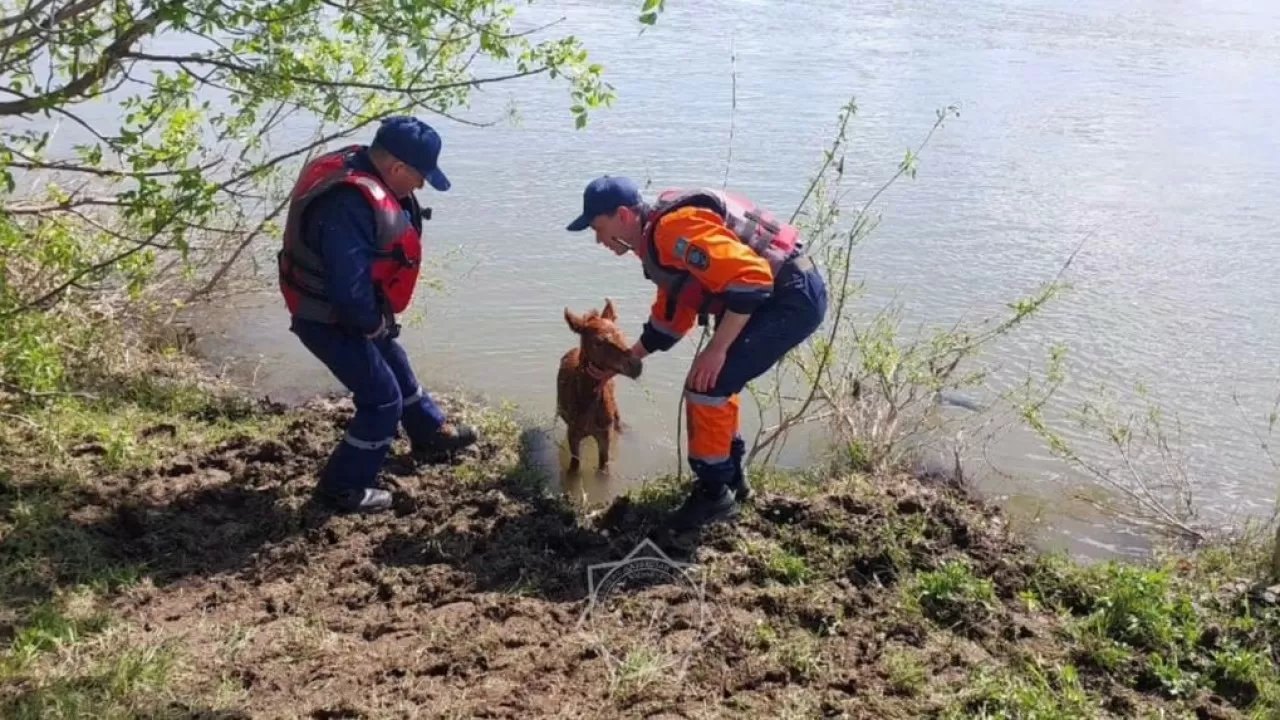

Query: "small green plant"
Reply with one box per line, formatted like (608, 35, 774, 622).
(610, 646, 667, 701)
(904, 558, 997, 631)
(1070, 631, 1135, 676)
(1144, 651, 1199, 699)
(750, 620, 779, 651)
(1026, 554, 1201, 658)
(748, 540, 813, 587)
(1023, 550, 1093, 613)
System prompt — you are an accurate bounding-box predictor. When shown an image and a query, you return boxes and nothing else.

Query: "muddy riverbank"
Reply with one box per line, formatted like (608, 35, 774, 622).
(2, 377, 1277, 718)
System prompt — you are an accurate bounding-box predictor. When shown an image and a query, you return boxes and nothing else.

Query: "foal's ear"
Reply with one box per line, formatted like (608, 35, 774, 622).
(601, 298, 617, 321)
(564, 307, 586, 334)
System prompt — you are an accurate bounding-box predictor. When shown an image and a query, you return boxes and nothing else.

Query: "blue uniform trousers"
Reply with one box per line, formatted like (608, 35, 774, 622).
(685, 256, 829, 488)
(290, 317, 447, 491)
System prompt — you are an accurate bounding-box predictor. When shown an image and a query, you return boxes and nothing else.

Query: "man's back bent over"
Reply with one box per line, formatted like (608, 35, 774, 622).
(565, 175, 828, 532)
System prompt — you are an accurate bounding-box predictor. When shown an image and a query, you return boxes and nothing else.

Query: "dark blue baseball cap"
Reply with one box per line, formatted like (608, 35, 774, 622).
(566, 175, 642, 231)
(372, 116, 450, 191)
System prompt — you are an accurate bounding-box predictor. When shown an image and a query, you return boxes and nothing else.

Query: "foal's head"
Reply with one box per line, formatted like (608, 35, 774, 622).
(564, 298, 643, 380)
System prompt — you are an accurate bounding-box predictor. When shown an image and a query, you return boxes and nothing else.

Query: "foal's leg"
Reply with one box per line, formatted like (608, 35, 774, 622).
(567, 426, 583, 474)
(594, 427, 612, 472)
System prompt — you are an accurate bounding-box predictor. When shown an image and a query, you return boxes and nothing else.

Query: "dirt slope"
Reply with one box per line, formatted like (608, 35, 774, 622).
(4, 395, 1275, 719)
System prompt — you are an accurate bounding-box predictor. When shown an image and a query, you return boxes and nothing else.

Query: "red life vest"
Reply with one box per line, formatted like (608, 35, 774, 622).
(277, 145, 424, 324)
(640, 187, 802, 324)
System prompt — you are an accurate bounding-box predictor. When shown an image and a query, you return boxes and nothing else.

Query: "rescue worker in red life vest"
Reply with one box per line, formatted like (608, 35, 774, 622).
(278, 116, 478, 514)
(565, 175, 828, 531)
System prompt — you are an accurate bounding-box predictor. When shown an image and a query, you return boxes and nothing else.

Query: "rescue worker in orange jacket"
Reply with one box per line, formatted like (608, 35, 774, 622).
(279, 116, 478, 514)
(566, 175, 828, 531)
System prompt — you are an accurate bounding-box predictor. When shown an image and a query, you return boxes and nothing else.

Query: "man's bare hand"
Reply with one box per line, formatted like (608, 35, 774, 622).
(686, 347, 727, 393)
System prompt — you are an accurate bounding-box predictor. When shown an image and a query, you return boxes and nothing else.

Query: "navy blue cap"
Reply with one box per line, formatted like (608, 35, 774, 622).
(566, 175, 642, 231)
(373, 116, 450, 191)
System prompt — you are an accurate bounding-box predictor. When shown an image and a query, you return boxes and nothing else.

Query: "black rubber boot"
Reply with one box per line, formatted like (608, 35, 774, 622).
(317, 485, 393, 514)
(728, 435, 751, 503)
(411, 422, 479, 463)
(667, 480, 738, 533)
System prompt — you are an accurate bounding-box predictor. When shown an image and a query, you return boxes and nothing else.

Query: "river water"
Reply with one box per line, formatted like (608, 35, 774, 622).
(173, 0, 1280, 559)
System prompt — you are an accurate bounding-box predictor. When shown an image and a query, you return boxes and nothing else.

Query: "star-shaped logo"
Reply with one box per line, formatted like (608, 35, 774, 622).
(576, 538, 721, 686)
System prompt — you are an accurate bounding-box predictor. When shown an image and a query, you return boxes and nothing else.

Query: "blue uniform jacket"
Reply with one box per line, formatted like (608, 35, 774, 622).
(299, 148, 423, 335)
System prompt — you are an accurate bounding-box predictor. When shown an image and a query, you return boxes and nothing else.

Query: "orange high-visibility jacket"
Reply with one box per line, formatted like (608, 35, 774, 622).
(637, 203, 779, 353)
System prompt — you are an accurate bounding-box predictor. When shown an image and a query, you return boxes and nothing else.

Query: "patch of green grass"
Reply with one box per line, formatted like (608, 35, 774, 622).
(775, 633, 823, 682)
(750, 465, 828, 498)
(1206, 644, 1279, 711)
(4, 380, 288, 478)
(0, 635, 175, 720)
(1069, 629, 1135, 677)
(1028, 554, 1201, 656)
(1023, 550, 1094, 612)
(746, 539, 814, 586)
(903, 558, 997, 632)
(1080, 563, 1200, 655)
(0, 480, 145, 608)
(609, 645, 667, 701)
(758, 489, 936, 590)
(442, 401, 528, 486)
(1, 587, 175, 719)
(881, 647, 927, 697)
(474, 400, 523, 449)
(1143, 650, 1201, 700)
(6, 600, 112, 671)
(942, 661, 1097, 719)
(1178, 519, 1278, 585)
(625, 475, 686, 513)
(1023, 538, 1280, 715)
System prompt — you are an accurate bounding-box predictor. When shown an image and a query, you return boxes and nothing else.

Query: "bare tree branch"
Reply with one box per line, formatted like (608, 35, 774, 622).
(188, 193, 289, 302)
(5, 157, 223, 178)
(750, 106, 953, 464)
(122, 50, 549, 95)
(0, 7, 165, 115)
(0, 0, 57, 30)
(5, 197, 129, 214)
(0, 0, 113, 55)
